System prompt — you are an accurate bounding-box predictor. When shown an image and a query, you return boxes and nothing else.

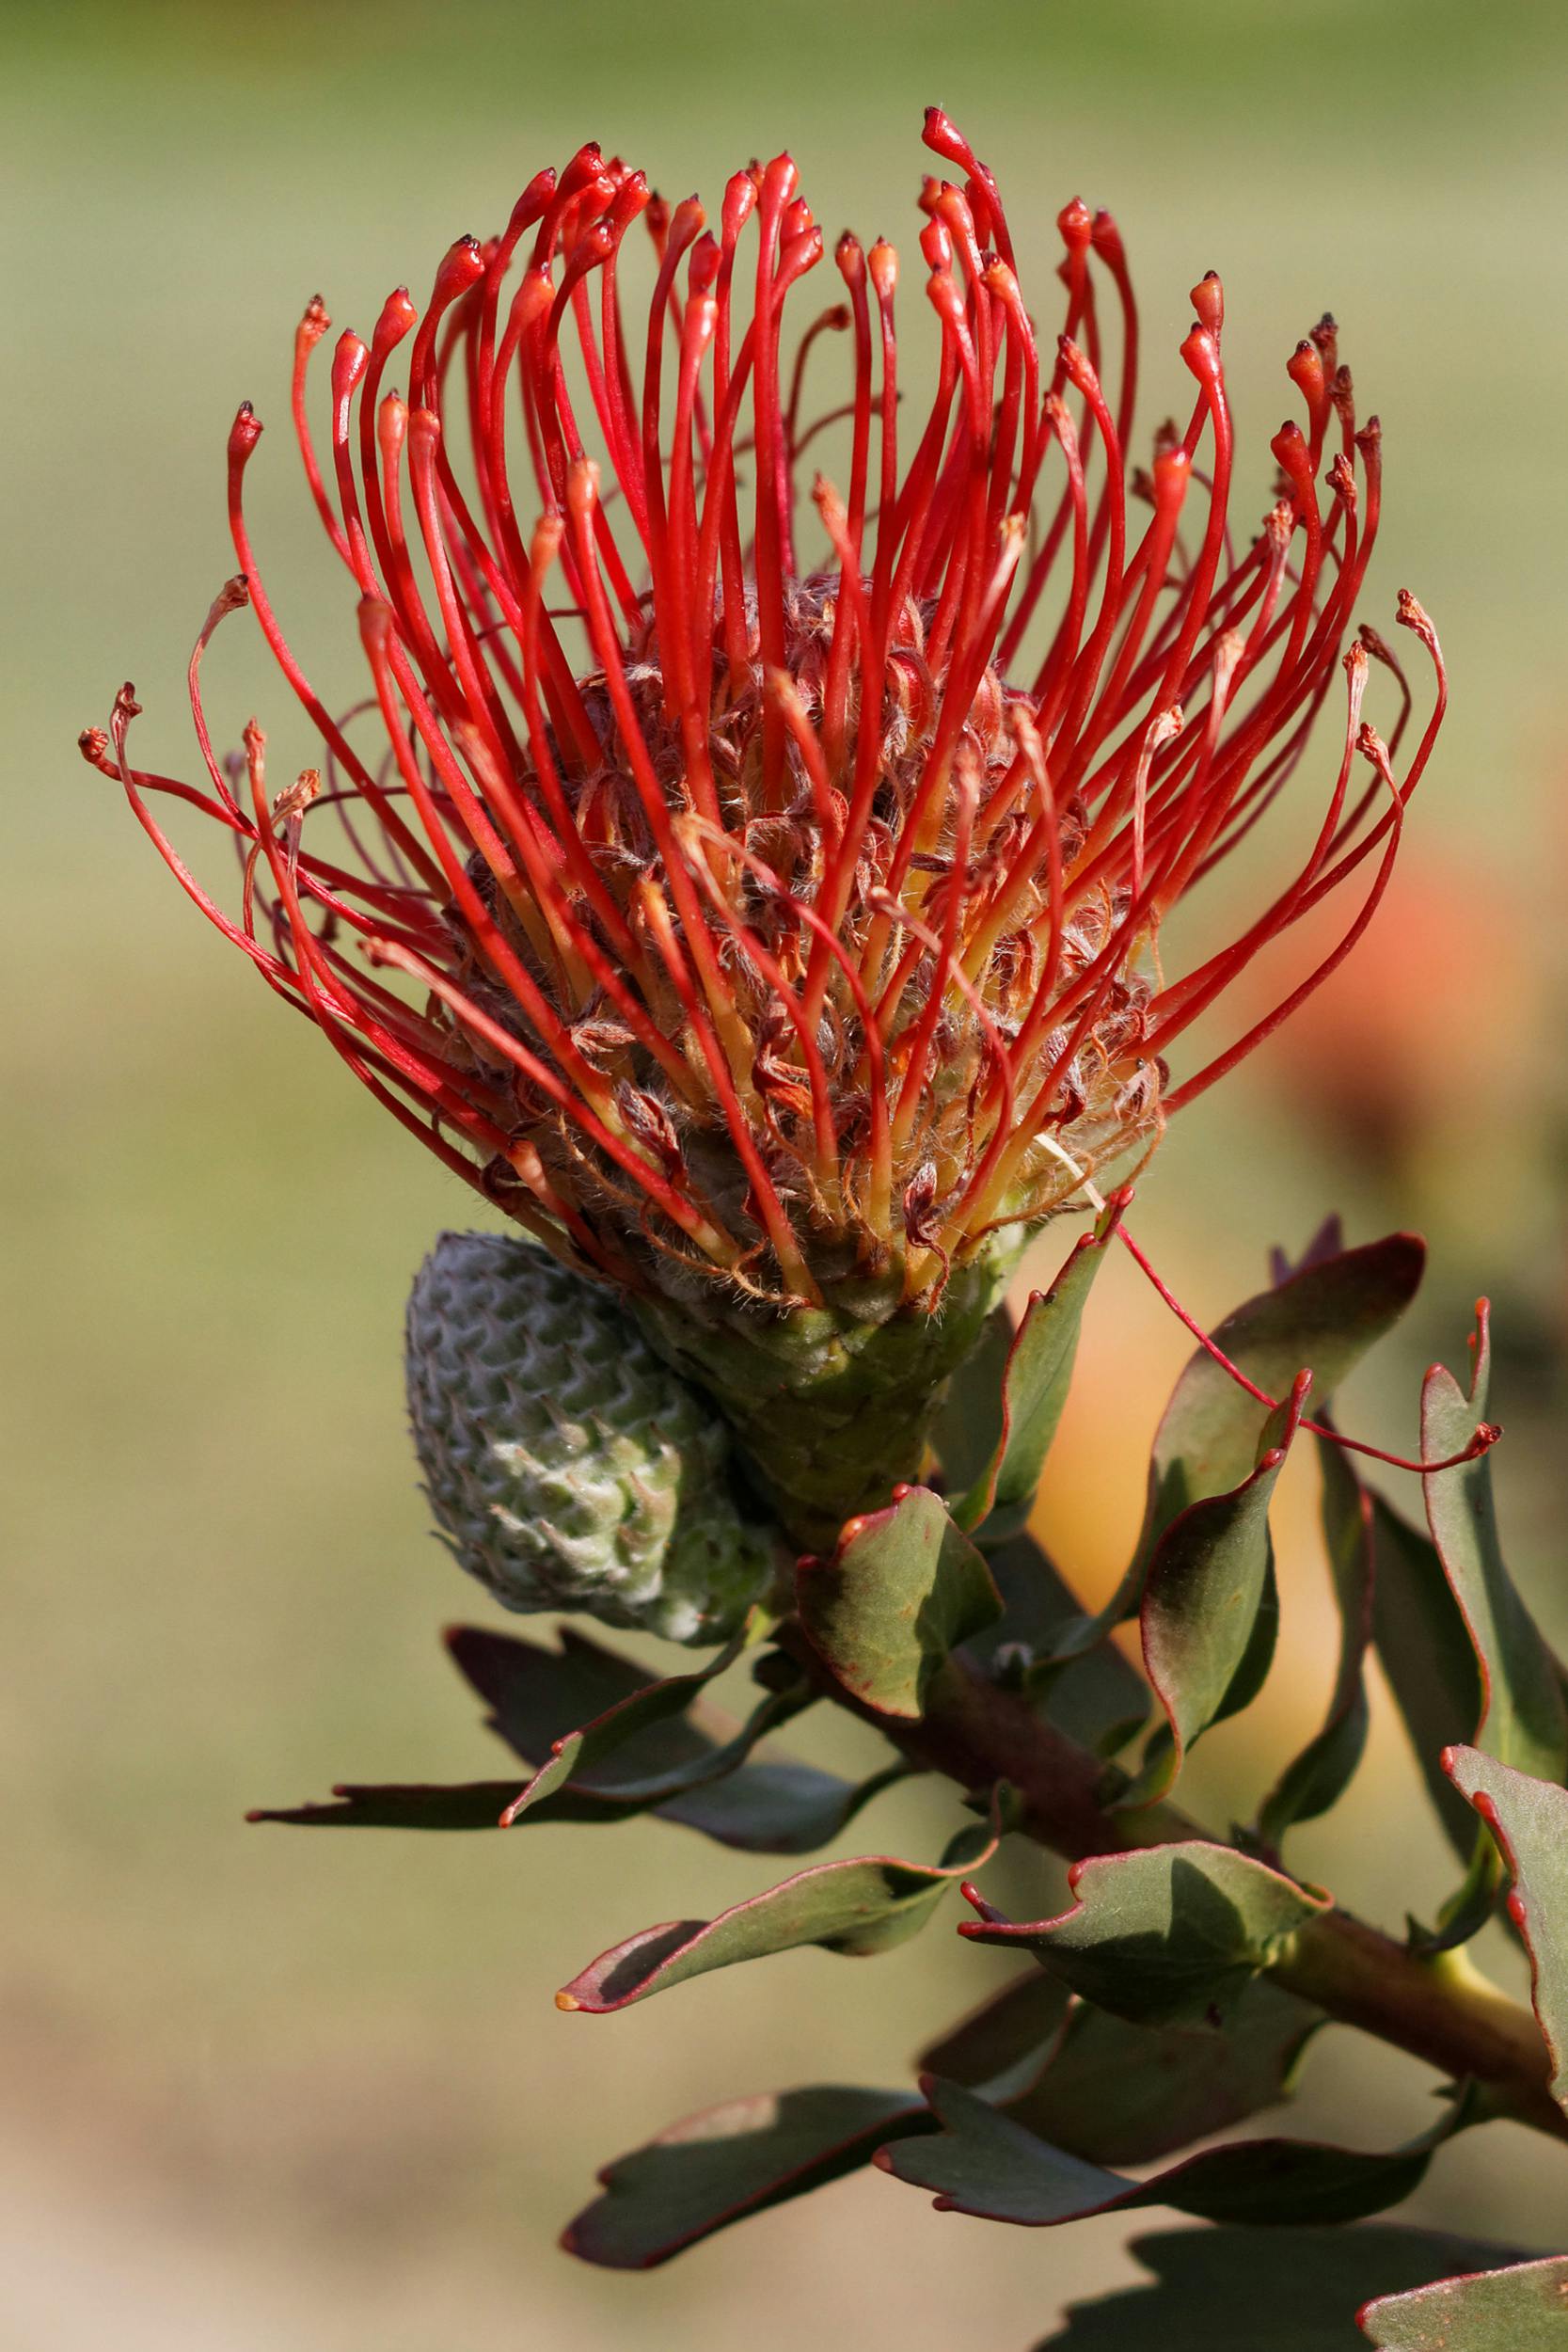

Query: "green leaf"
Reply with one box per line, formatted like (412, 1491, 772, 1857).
(501, 1618, 757, 1823)
(1360, 2255, 1568, 2348)
(1422, 1307, 1568, 1788)
(556, 1798, 1006, 2013)
(1037, 2225, 1538, 2350)
(562, 2084, 930, 2269)
(251, 1758, 905, 1853)
(930, 1302, 1015, 1505)
(880, 2074, 1472, 2229)
(1145, 1230, 1425, 1545)
(796, 1485, 1002, 1720)
(650, 1760, 907, 1853)
(1051, 1229, 1421, 1665)
(254, 1620, 899, 1853)
(1124, 1379, 1307, 1808)
(447, 1623, 663, 1761)
(1259, 1437, 1375, 1850)
(959, 1840, 1328, 2026)
(964, 1534, 1149, 1756)
(1369, 1497, 1482, 1864)
(1007, 1979, 1322, 2164)
(249, 1781, 527, 1831)
(952, 1198, 1122, 1540)
(1445, 1744, 1568, 2115)
(920, 1969, 1074, 2091)
(924, 1967, 1321, 2165)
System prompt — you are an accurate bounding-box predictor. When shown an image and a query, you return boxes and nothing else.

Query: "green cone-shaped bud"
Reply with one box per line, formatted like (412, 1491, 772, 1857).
(405, 1232, 774, 1645)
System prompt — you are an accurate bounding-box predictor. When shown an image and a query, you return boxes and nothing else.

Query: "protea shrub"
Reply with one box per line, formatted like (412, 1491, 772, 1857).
(96, 112, 1568, 2345)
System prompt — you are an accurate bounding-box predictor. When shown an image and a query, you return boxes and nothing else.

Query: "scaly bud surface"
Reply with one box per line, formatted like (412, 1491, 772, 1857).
(405, 1232, 772, 1642)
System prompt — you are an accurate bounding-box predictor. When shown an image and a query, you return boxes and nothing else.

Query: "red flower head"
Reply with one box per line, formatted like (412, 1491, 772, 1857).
(89, 113, 1442, 1395)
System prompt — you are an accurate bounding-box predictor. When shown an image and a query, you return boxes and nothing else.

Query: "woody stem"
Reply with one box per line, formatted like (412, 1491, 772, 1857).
(818, 1647, 1568, 2145)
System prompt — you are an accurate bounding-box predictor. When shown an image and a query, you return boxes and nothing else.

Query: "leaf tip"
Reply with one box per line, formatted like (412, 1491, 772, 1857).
(555, 1988, 583, 2011)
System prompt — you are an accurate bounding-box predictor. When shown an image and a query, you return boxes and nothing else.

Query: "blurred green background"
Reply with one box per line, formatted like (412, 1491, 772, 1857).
(8, 1, 1568, 2343)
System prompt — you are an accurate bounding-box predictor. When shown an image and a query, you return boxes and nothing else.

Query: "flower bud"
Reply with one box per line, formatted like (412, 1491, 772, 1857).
(405, 1232, 773, 1645)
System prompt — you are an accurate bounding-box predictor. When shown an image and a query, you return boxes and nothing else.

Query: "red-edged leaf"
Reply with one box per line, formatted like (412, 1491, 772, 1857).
(1040, 2224, 1537, 2350)
(964, 1534, 1149, 1757)
(930, 1302, 1015, 1508)
(1050, 1231, 1418, 1670)
(445, 1623, 663, 1764)
(563, 2085, 929, 2269)
(652, 1759, 907, 1853)
(1369, 1496, 1483, 1864)
(501, 1617, 756, 1822)
(259, 1618, 895, 1852)
(1145, 1231, 1425, 1544)
(879, 2074, 1474, 2228)
(1444, 1744, 1568, 2116)
(922, 1969, 1321, 2167)
(1258, 1437, 1375, 1850)
(249, 1757, 904, 1852)
(1360, 2252, 1568, 2348)
(796, 1486, 1002, 1720)
(1122, 1378, 1308, 1808)
(251, 1780, 547, 1831)
(959, 1839, 1328, 2026)
(557, 1798, 1006, 2013)
(1422, 1307, 1567, 1788)
(952, 1198, 1122, 1539)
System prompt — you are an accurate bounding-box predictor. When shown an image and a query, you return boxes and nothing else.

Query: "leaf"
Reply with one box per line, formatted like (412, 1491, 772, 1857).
(1124, 1379, 1307, 1809)
(923, 1968, 1322, 2166)
(1037, 2225, 1537, 2350)
(562, 2085, 930, 2269)
(1008, 1979, 1322, 2165)
(879, 2074, 1473, 2229)
(1360, 2254, 1568, 2348)
(1369, 1497, 1482, 1864)
(796, 1485, 1002, 1720)
(556, 1798, 1006, 2014)
(496, 1618, 752, 1816)
(1269, 1211, 1348, 1286)
(1422, 1307, 1568, 1788)
(651, 1760, 907, 1854)
(920, 1969, 1075, 2092)
(249, 1781, 528, 1831)
(252, 1758, 905, 1853)
(963, 1534, 1149, 1756)
(447, 1622, 665, 1763)
(952, 1197, 1123, 1540)
(1259, 1437, 1375, 1850)
(254, 1620, 898, 1854)
(1050, 1229, 1421, 1665)
(1145, 1230, 1425, 1544)
(930, 1302, 1015, 1505)
(1445, 1744, 1568, 2114)
(959, 1839, 1328, 2027)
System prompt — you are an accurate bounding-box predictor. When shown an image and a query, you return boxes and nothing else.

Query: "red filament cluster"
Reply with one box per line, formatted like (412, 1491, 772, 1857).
(89, 110, 1445, 1311)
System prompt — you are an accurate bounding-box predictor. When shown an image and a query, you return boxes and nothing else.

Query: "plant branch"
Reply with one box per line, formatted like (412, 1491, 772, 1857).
(800, 1642, 1568, 2145)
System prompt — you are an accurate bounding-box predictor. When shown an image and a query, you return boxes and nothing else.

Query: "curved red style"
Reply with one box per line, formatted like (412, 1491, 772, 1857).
(87, 111, 1445, 1311)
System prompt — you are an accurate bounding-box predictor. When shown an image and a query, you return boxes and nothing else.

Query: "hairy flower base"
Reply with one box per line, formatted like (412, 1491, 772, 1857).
(633, 1226, 1023, 1549)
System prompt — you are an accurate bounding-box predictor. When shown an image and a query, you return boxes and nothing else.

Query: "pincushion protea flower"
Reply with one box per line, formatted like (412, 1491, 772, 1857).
(87, 110, 1444, 1546)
